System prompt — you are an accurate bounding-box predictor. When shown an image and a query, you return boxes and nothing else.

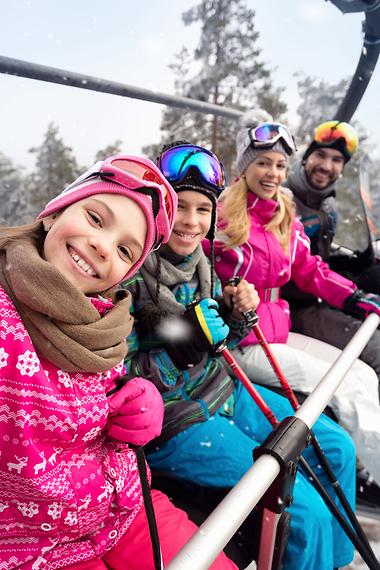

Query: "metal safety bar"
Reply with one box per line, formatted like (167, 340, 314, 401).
(165, 312, 380, 570)
(0, 55, 243, 121)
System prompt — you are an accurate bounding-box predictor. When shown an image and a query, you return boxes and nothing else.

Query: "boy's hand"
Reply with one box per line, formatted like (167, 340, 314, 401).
(165, 298, 230, 370)
(224, 279, 260, 321)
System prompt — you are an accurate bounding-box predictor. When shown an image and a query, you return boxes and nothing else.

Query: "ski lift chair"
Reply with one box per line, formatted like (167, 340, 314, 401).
(150, 470, 260, 570)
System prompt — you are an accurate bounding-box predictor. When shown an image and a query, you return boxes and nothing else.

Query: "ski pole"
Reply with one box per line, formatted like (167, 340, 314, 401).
(218, 343, 380, 570)
(133, 445, 164, 570)
(225, 276, 379, 568)
(107, 379, 164, 570)
(251, 315, 378, 563)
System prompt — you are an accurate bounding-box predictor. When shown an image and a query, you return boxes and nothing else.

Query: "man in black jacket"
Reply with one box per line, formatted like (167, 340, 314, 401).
(283, 121, 380, 505)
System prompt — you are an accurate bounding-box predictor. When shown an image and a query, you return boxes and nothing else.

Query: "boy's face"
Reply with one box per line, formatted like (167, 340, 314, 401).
(42, 194, 147, 294)
(160, 190, 213, 256)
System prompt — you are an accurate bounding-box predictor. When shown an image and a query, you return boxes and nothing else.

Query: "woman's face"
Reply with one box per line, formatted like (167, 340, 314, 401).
(43, 193, 147, 294)
(160, 190, 213, 256)
(244, 151, 287, 200)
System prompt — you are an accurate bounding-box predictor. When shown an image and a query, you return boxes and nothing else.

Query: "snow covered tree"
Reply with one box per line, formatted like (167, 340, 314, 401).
(0, 152, 31, 226)
(27, 122, 79, 219)
(94, 140, 123, 162)
(143, 0, 287, 182)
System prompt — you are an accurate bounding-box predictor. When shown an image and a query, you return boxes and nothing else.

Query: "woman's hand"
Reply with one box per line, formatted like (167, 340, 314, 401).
(223, 279, 260, 321)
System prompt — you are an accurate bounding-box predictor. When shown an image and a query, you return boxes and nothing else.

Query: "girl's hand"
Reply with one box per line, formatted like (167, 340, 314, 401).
(107, 377, 164, 446)
(223, 279, 260, 321)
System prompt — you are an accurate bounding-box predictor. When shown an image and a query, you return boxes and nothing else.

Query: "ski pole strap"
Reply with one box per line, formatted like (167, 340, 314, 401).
(132, 445, 164, 570)
(106, 385, 163, 570)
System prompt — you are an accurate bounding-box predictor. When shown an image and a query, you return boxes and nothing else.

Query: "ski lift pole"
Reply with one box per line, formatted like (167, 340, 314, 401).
(225, 277, 379, 569)
(217, 342, 380, 570)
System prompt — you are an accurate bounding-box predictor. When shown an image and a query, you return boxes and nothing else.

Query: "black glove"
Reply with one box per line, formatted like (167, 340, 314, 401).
(353, 262, 380, 294)
(165, 299, 230, 370)
(343, 289, 380, 320)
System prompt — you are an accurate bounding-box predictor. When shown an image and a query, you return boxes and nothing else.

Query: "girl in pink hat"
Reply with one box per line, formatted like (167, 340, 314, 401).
(0, 156, 237, 570)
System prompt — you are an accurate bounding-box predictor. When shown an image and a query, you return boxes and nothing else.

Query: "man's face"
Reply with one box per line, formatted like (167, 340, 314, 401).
(303, 147, 345, 190)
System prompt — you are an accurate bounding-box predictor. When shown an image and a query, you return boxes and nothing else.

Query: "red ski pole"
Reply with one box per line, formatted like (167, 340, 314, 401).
(220, 346, 279, 429)
(224, 277, 379, 569)
(216, 341, 380, 570)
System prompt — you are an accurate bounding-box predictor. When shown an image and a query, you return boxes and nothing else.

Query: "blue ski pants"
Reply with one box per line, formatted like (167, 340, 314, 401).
(147, 381, 356, 570)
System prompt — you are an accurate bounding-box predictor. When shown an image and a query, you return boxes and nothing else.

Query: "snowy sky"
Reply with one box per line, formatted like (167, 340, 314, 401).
(1, 0, 379, 174)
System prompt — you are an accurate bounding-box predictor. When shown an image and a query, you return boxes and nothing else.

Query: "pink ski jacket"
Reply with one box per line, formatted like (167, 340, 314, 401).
(204, 192, 357, 346)
(0, 287, 144, 569)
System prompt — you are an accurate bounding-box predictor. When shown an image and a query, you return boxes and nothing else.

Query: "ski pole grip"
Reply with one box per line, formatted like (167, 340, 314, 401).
(225, 276, 259, 326)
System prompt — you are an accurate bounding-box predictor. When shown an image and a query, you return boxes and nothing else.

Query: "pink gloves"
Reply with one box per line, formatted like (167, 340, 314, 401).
(107, 376, 164, 446)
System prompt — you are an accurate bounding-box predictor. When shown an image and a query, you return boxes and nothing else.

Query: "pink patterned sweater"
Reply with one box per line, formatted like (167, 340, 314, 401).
(0, 286, 144, 569)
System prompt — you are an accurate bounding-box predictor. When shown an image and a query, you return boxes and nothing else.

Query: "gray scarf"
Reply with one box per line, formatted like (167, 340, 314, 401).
(286, 159, 336, 210)
(140, 245, 212, 317)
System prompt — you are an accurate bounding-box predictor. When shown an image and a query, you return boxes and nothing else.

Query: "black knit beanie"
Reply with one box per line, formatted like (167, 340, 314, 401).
(303, 137, 352, 165)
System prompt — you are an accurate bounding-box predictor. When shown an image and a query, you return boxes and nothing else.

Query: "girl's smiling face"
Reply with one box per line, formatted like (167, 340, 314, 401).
(160, 190, 213, 256)
(42, 193, 147, 294)
(244, 151, 287, 200)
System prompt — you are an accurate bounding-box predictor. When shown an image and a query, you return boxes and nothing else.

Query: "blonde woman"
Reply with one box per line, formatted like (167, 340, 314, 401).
(204, 109, 380, 570)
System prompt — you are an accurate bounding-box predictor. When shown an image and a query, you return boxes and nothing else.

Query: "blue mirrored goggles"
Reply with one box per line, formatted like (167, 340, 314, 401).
(155, 145, 226, 194)
(248, 123, 297, 155)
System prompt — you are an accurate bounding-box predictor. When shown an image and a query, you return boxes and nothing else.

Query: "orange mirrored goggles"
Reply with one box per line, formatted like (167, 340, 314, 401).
(312, 121, 358, 156)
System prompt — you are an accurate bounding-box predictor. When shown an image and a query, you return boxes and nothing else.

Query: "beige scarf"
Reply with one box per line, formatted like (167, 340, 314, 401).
(0, 241, 133, 373)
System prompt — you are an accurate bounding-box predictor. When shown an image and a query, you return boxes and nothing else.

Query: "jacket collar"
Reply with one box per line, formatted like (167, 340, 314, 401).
(247, 190, 279, 225)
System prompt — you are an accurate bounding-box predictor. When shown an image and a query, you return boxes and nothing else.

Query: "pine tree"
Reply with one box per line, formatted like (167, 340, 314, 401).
(94, 140, 123, 162)
(0, 153, 32, 226)
(143, 0, 287, 182)
(27, 122, 79, 218)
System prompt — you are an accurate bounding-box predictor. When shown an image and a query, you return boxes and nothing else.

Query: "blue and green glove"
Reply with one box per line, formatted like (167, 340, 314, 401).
(165, 298, 230, 370)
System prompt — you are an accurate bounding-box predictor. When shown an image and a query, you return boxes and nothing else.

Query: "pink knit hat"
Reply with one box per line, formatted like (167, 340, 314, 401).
(38, 156, 178, 281)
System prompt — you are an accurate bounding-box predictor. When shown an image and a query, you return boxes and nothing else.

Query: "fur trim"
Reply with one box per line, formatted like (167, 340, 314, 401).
(238, 109, 274, 130)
